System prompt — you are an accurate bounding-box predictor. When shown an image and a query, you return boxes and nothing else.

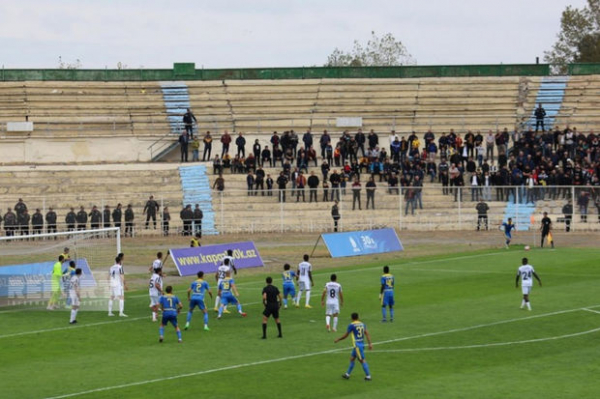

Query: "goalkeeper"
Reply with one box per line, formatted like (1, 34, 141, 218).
(47, 255, 66, 310)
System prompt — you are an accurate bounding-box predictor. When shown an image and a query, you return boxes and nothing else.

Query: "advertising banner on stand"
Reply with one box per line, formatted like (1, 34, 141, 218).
(321, 228, 403, 258)
(170, 241, 264, 276)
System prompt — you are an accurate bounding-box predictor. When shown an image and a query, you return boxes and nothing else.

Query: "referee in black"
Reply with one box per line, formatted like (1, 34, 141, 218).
(262, 276, 283, 339)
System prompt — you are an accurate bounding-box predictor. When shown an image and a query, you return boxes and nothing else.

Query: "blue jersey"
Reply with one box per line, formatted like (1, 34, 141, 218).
(159, 294, 181, 316)
(347, 321, 367, 345)
(219, 278, 235, 296)
(190, 279, 209, 300)
(503, 222, 515, 237)
(381, 273, 394, 292)
(282, 270, 296, 287)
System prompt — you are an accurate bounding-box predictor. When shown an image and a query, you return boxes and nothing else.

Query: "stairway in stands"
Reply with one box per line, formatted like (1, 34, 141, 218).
(178, 164, 217, 235)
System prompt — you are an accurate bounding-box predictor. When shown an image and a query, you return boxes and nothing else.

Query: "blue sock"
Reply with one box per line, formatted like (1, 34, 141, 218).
(218, 306, 223, 317)
(237, 304, 243, 313)
(176, 330, 182, 340)
(381, 307, 386, 319)
(203, 312, 209, 325)
(347, 360, 355, 375)
(362, 362, 371, 376)
(390, 308, 394, 320)
(159, 326, 164, 337)
(186, 311, 193, 323)
(283, 298, 288, 306)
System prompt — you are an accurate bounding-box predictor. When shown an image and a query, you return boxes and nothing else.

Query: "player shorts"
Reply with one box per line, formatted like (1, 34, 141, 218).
(521, 285, 532, 295)
(351, 344, 366, 361)
(298, 280, 311, 291)
(149, 295, 160, 307)
(263, 304, 280, 319)
(220, 294, 239, 306)
(326, 302, 340, 315)
(189, 298, 206, 311)
(283, 284, 296, 298)
(161, 313, 178, 327)
(111, 285, 123, 297)
(382, 291, 395, 307)
(505, 233, 512, 240)
(69, 292, 80, 307)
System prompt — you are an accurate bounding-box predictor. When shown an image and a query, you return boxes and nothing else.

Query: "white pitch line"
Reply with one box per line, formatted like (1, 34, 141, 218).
(42, 304, 600, 399)
(0, 316, 146, 339)
(368, 326, 600, 353)
(582, 308, 600, 315)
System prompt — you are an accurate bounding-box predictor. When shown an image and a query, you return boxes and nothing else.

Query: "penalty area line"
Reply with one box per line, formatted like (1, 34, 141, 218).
(42, 304, 600, 399)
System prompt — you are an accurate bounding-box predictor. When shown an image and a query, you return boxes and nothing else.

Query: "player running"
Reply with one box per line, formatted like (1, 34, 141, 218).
(334, 312, 373, 381)
(149, 268, 163, 322)
(217, 271, 247, 319)
(185, 271, 213, 331)
(215, 257, 234, 312)
(295, 254, 314, 308)
(380, 265, 395, 322)
(108, 256, 127, 317)
(322, 274, 343, 332)
(159, 286, 183, 343)
(68, 268, 82, 325)
(516, 257, 542, 311)
(501, 217, 516, 249)
(281, 263, 297, 309)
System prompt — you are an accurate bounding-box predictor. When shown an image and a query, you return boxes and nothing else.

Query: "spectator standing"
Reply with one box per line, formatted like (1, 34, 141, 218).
(276, 172, 288, 203)
(193, 204, 203, 237)
(203, 131, 213, 161)
(162, 206, 171, 236)
(18, 209, 30, 236)
(183, 108, 197, 138)
(65, 207, 76, 232)
(246, 172, 255, 196)
(103, 205, 111, 229)
(112, 204, 122, 233)
(191, 135, 200, 162)
(307, 171, 320, 203)
(4, 208, 16, 236)
(562, 202, 573, 232)
(46, 207, 57, 234)
(14, 198, 27, 220)
(331, 200, 341, 232)
(76, 206, 87, 231)
(303, 129, 313, 151)
(124, 204, 134, 237)
(236, 132, 246, 157)
(179, 131, 189, 162)
(366, 176, 376, 209)
(476, 200, 489, 231)
(253, 139, 262, 164)
(352, 178, 362, 210)
(534, 103, 546, 132)
(296, 172, 307, 202)
(221, 130, 232, 156)
(144, 195, 160, 229)
(180, 204, 193, 236)
(90, 206, 102, 230)
(32, 209, 44, 236)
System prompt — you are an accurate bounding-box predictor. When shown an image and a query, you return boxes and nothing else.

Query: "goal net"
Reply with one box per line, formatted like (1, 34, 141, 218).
(0, 227, 121, 310)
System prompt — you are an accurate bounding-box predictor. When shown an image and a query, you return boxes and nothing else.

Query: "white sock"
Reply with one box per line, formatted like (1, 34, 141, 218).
(326, 315, 331, 326)
(526, 302, 531, 310)
(295, 292, 301, 305)
(305, 291, 311, 306)
(333, 316, 338, 330)
(119, 299, 124, 313)
(70, 309, 77, 322)
(152, 311, 157, 320)
(108, 300, 113, 313)
(521, 300, 525, 308)
(215, 296, 220, 308)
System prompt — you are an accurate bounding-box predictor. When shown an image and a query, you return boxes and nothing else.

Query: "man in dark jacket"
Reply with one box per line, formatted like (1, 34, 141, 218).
(18, 209, 30, 236)
(180, 204, 193, 236)
(183, 108, 197, 138)
(236, 132, 246, 157)
(534, 103, 546, 132)
(307, 171, 320, 203)
(4, 208, 16, 236)
(89, 206, 101, 230)
(45, 207, 57, 234)
(103, 205, 111, 229)
(124, 204, 135, 237)
(476, 200, 489, 231)
(112, 204, 122, 232)
(193, 204, 203, 238)
(76, 206, 88, 231)
(143, 195, 160, 229)
(65, 207, 76, 232)
(31, 209, 44, 236)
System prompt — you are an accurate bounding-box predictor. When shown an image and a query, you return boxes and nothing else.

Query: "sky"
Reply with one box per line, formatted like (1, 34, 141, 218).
(0, 0, 590, 69)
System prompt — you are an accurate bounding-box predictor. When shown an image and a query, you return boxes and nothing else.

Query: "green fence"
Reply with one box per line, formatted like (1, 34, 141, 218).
(568, 63, 600, 75)
(0, 63, 550, 82)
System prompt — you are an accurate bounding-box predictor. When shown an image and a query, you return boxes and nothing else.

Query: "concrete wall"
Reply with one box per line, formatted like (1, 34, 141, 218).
(0, 137, 158, 164)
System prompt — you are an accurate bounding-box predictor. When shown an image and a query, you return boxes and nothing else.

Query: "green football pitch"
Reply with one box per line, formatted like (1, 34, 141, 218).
(1, 246, 600, 399)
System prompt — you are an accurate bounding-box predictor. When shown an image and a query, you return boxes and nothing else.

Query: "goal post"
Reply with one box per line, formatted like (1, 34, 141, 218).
(0, 227, 121, 309)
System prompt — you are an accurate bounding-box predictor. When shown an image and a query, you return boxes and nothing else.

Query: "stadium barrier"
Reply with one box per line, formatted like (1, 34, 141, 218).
(0, 186, 597, 236)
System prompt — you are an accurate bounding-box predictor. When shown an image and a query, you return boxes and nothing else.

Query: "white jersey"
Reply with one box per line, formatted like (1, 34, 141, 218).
(149, 273, 162, 296)
(69, 275, 80, 296)
(222, 255, 235, 269)
(217, 265, 230, 281)
(298, 261, 312, 283)
(324, 281, 342, 304)
(152, 259, 162, 272)
(518, 264, 535, 287)
(109, 264, 124, 287)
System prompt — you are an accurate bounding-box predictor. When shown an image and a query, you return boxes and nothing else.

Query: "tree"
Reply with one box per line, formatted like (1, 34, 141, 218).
(57, 56, 82, 69)
(545, 0, 600, 74)
(325, 31, 415, 67)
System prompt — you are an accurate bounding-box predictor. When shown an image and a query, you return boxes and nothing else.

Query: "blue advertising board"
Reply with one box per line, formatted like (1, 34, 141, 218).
(321, 228, 403, 258)
(170, 241, 264, 276)
(0, 258, 96, 297)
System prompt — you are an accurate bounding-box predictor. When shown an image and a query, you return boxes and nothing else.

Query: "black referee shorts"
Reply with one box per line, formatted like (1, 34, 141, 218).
(263, 304, 279, 319)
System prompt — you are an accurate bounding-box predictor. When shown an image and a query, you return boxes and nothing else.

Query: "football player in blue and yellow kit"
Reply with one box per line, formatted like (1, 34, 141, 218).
(501, 217, 516, 249)
(159, 286, 183, 343)
(380, 265, 395, 322)
(281, 263, 297, 309)
(217, 272, 247, 318)
(185, 271, 213, 331)
(334, 312, 373, 381)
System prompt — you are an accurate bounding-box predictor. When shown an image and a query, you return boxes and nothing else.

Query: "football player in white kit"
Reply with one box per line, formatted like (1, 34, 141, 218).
(223, 249, 237, 275)
(516, 257, 542, 310)
(69, 268, 82, 324)
(321, 274, 343, 331)
(108, 256, 127, 317)
(150, 252, 165, 275)
(214, 257, 233, 312)
(149, 268, 163, 321)
(295, 254, 314, 308)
